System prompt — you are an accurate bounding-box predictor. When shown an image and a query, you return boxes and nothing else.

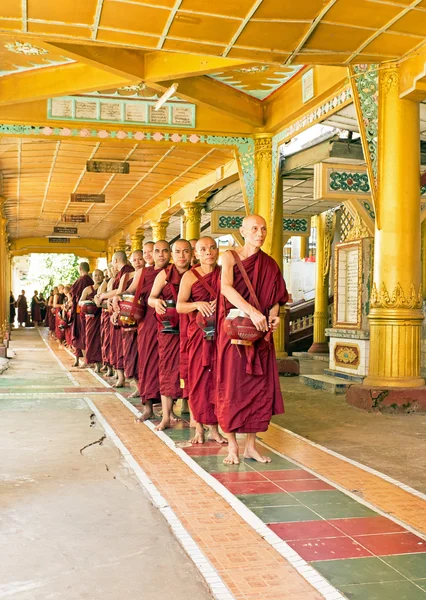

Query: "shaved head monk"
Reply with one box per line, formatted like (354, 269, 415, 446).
(142, 241, 155, 266)
(80, 269, 104, 372)
(216, 215, 288, 465)
(70, 262, 94, 367)
(128, 240, 171, 421)
(96, 251, 134, 387)
(148, 239, 192, 430)
(113, 250, 145, 396)
(177, 236, 226, 444)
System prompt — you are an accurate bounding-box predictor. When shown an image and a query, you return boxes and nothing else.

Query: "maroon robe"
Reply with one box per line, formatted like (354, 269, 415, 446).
(84, 288, 102, 364)
(47, 298, 55, 331)
(122, 275, 138, 380)
(110, 265, 134, 370)
(157, 265, 187, 398)
(70, 274, 94, 357)
(216, 250, 288, 434)
(101, 309, 111, 365)
(137, 266, 163, 404)
(54, 294, 66, 341)
(187, 266, 221, 424)
(65, 306, 73, 347)
(17, 295, 28, 324)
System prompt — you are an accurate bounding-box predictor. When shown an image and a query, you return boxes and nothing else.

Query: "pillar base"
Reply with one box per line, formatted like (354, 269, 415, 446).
(0, 345, 7, 358)
(308, 342, 329, 354)
(347, 384, 426, 413)
(276, 357, 299, 376)
(363, 374, 425, 388)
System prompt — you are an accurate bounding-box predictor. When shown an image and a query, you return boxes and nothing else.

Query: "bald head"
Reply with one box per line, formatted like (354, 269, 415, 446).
(93, 269, 104, 284)
(172, 239, 192, 271)
(153, 240, 171, 269)
(240, 214, 267, 248)
(112, 250, 127, 267)
(130, 249, 144, 271)
(195, 236, 218, 267)
(143, 241, 154, 266)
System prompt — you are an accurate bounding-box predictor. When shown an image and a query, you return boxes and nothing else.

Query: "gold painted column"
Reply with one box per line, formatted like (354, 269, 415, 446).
(299, 237, 309, 260)
(131, 232, 144, 252)
(308, 211, 336, 354)
(88, 257, 98, 273)
(254, 134, 273, 250)
(181, 201, 204, 240)
(115, 238, 127, 254)
(151, 219, 169, 242)
(364, 66, 424, 387)
(421, 219, 426, 300)
(0, 216, 6, 347)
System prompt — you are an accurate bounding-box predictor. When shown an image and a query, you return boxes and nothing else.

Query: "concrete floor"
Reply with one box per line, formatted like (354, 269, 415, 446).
(276, 359, 426, 494)
(0, 329, 210, 600)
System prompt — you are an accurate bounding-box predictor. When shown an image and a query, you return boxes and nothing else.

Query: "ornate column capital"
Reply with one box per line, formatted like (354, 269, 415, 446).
(254, 135, 272, 165)
(130, 232, 144, 252)
(151, 219, 169, 242)
(181, 201, 204, 224)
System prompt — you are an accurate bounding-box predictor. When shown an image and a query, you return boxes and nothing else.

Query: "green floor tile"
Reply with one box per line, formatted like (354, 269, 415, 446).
(315, 502, 377, 519)
(247, 457, 297, 471)
(165, 429, 193, 440)
(291, 490, 354, 507)
(251, 504, 321, 523)
(191, 455, 253, 473)
(237, 492, 300, 508)
(340, 581, 426, 600)
(311, 557, 404, 587)
(384, 554, 426, 580)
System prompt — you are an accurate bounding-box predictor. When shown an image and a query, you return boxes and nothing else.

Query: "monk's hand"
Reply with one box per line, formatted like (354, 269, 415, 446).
(154, 298, 167, 315)
(269, 315, 280, 332)
(112, 296, 120, 312)
(210, 299, 217, 311)
(94, 295, 102, 307)
(196, 301, 214, 317)
(249, 308, 269, 332)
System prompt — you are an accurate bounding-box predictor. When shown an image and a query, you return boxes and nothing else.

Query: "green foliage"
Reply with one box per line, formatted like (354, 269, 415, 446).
(26, 254, 85, 297)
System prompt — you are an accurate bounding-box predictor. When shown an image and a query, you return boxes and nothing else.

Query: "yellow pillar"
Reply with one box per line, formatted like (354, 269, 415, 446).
(151, 219, 169, 242)
(308, 210, 336, 354)
(131, 232, 144, 252)
(299, 236, 309, 259)
(181, 200, 204, 240)
(254, 134, 273, 249)
(421, 219, 426, 300)
(364, 66, 424, 387)
(88, 257, 98, 273)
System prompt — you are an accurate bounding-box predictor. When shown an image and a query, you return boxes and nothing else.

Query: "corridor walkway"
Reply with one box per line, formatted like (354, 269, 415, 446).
(2, 328, 426, 600)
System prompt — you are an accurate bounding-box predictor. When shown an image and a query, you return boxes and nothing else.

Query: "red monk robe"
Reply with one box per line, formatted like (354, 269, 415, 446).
(70, 274, 94, 357)
(54, 293, 66, 341)
(101, 307, 111, 366)
(216, 250, 288, 433)
(110, 265, 134, 370)
(84, 288, 102, 364)
(137, 266, 163, 403)
(122, 276, 138, 380)
(187, 266, 221, 424)
(157, 265, 185, 399)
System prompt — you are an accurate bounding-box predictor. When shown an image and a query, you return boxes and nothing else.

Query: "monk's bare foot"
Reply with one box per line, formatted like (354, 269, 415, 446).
(155, 418, 170, 431)
(95, 363, 102, 373)
(112, 379, 125, 388)
(190, 418, 197, 428)
(79, 362, 89, 369)
(223, 450, 240, 465)
(243, 447, 271, 463)
(100, 365, 108, 372)
(180, 398, 190, 414)
(170, 411, 181, 424)
(135, 405, 153, 422)
(106, 367, 114, 377)
(209, 425, 228, 445)
(128, 389, 140, 399)
(73, 359, 79, 368)
(191, 424, 205, 444)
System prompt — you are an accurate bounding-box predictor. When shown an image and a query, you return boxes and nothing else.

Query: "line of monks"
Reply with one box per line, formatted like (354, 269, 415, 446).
(46, 215, 288, 465)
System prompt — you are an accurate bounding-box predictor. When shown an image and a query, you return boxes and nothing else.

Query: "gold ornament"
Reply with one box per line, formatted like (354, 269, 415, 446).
(370, 282, 422, 309)
(345, 212, 371, 241)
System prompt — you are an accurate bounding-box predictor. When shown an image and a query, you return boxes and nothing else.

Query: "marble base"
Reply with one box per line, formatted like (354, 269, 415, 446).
(347, 385, 426, 413)
(323, 369, 364, 384)
(327, 330, 370, 377)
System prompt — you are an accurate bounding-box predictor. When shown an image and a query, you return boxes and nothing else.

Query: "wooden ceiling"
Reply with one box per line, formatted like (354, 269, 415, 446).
(1, 0, 426, 67)
(0, 138, 234, 240)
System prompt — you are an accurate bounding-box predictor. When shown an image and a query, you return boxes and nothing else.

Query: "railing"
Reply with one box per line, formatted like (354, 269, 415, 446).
(284, 296, 333, 354)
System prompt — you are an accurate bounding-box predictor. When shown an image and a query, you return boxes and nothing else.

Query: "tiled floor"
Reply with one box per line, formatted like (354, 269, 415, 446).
(34, 328, 426, 600)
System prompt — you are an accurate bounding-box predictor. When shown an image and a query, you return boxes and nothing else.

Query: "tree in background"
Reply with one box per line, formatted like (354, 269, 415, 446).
(25, 254, 85, 297)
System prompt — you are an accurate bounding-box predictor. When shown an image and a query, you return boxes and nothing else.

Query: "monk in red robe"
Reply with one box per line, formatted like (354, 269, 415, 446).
(112, 250, 145, 395)
(53, 285, 66, 342)
(177, 236, 226, 444)
(98, 264, 115, 377)
(96, 251, 133, 387)
(70, 262, 94, 367)
(17, 290, 28, 326)
(142, 241, 155, 268)
(125, 240, 170, 421)
(149, 239, 192, 431)
(80, 269, 104, 371)
(217, 215, 288, 465)
(63, 286, 73, 348)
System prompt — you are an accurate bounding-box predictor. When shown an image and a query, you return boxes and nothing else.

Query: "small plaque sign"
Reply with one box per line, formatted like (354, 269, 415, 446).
(149, 105, 169, 124)
(61, 214, 89, 223)
(71, 193, 106, 203)
(51, 98, 73, 118)
(86, 161, 130, 174)
(172, 105, 193, 126)
(48, 237, 70, 244)
(54, 226, 78, 235)
(125, 102, 147, 123)
(100, 101, 121, 121)
(75, 100, 97, 119)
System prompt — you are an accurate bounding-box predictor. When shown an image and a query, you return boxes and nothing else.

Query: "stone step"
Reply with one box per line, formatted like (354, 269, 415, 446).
(293, 352, 329, 363)
(323, 368, 365, 384)
(299, 374, 348, 394)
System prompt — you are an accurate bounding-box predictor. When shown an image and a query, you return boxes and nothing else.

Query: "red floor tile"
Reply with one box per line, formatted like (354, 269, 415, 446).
(331, 516, 405, 537)
(354, 532, 426, 556)
(288, 536, 373, 561)
(212, 472, 268, 484)
(276, 479, 334, 492)
(225, 481, 283, 495)
(184, 445, 227, 456)
(265, 470, 319, 481)
(269, 520, 343, 541)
